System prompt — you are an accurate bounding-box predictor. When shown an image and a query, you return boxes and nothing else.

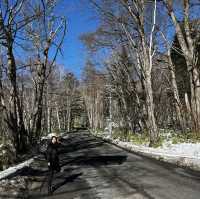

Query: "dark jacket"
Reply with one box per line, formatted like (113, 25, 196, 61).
(46, 142, 61, 171)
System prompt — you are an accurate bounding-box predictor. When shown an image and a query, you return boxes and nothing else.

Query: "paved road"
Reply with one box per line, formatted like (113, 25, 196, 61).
(16, 130, 200, 198)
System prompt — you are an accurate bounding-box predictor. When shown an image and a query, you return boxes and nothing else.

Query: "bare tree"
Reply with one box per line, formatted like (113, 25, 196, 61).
(24, 1, 66, 142)
(158, 31, 186, 131)
(82, 61, 106, 131)
(0, 0, 66, 152)
(0, 0, 45, 151)
(105, 46, 143, 135)
(163, 0, 200, 134)
(83, 0, 160, 145)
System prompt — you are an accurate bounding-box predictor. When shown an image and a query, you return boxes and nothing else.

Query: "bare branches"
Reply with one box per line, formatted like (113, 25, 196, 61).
(149, 0, 157, 70)
(48, 17, 67, 70)
(183, 0, 194, 53)
(0, 0, 68, 152)
(163, 0, 190, 57)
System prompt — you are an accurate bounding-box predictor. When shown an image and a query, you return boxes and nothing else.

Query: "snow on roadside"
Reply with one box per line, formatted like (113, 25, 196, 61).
(41, 131, 68, 140)
(41, 132, 57, 140)
(157, 143, 200, 159)
(0, 131, 68, 181)
(0, 158, 34, 180)
(97, 134, 200, 171)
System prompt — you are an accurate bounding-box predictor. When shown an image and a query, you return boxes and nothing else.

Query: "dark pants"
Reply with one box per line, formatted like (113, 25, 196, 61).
(47, 165, 60, 194)
(48, 168, 54, 194)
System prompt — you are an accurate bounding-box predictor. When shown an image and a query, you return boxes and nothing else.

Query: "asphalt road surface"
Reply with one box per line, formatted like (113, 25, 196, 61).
(13, 130, 200, 198)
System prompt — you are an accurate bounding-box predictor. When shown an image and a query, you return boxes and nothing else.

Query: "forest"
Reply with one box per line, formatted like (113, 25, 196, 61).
(1, 0, 200, 170)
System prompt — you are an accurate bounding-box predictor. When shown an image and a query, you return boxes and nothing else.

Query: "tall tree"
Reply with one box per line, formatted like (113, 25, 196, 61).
(82, 0, 160, 145)
(82, 60, 106, 131)
(164, 0, 200, 134)
(24, 1, 66, 142)
(0, 0, 45, 151)
(0, 0, 66, 152)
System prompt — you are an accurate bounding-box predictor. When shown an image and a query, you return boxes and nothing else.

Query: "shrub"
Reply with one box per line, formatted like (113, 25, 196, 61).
(112, 128, 149, 145)
(0, 141, 16, 170)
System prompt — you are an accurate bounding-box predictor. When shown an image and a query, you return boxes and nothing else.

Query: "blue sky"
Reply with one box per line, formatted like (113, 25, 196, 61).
(54, 0, 200, 79)
(54, 0, 99, 78)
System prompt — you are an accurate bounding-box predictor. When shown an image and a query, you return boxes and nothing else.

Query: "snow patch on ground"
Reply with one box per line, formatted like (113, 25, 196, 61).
(41, 131, 68, 140)
(98, 134, 200, 171)
(0, 158, 34, 180)
(0, 131, 68, 180)
(157, 143, 200, 158)
(41, 133, 57, 140)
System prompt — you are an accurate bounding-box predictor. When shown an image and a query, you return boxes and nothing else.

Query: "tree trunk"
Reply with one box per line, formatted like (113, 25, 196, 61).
(7, 47, 19, 149)
(55, 102, 61, 131)
(47, 107, 52, 134)
(143, 73, 158, 146)
(67, 107, 71, 132)
(165, 0, 200, 134)
(188, 62, 200, 134)
(32, 63, 46, 140)
(168, 50, 186, 131)
(7, 46, 27, 152)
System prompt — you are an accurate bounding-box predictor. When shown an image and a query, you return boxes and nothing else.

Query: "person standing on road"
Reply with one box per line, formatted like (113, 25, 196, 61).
(46, 135, 61, 195)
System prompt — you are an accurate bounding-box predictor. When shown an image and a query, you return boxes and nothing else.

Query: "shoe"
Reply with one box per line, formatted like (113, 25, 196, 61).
(48, 186, 53, 195)
(61, 167, 65, 173)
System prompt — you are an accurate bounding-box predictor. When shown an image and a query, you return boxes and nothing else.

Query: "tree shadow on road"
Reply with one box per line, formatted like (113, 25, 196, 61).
(59, 138, 105, 154)
(52, 172, 82, 193)
(4, 166, 48, 180)
(1, 134, 128, 198)
(58, 136, 127, 167)
(60, 154, 127, 168)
